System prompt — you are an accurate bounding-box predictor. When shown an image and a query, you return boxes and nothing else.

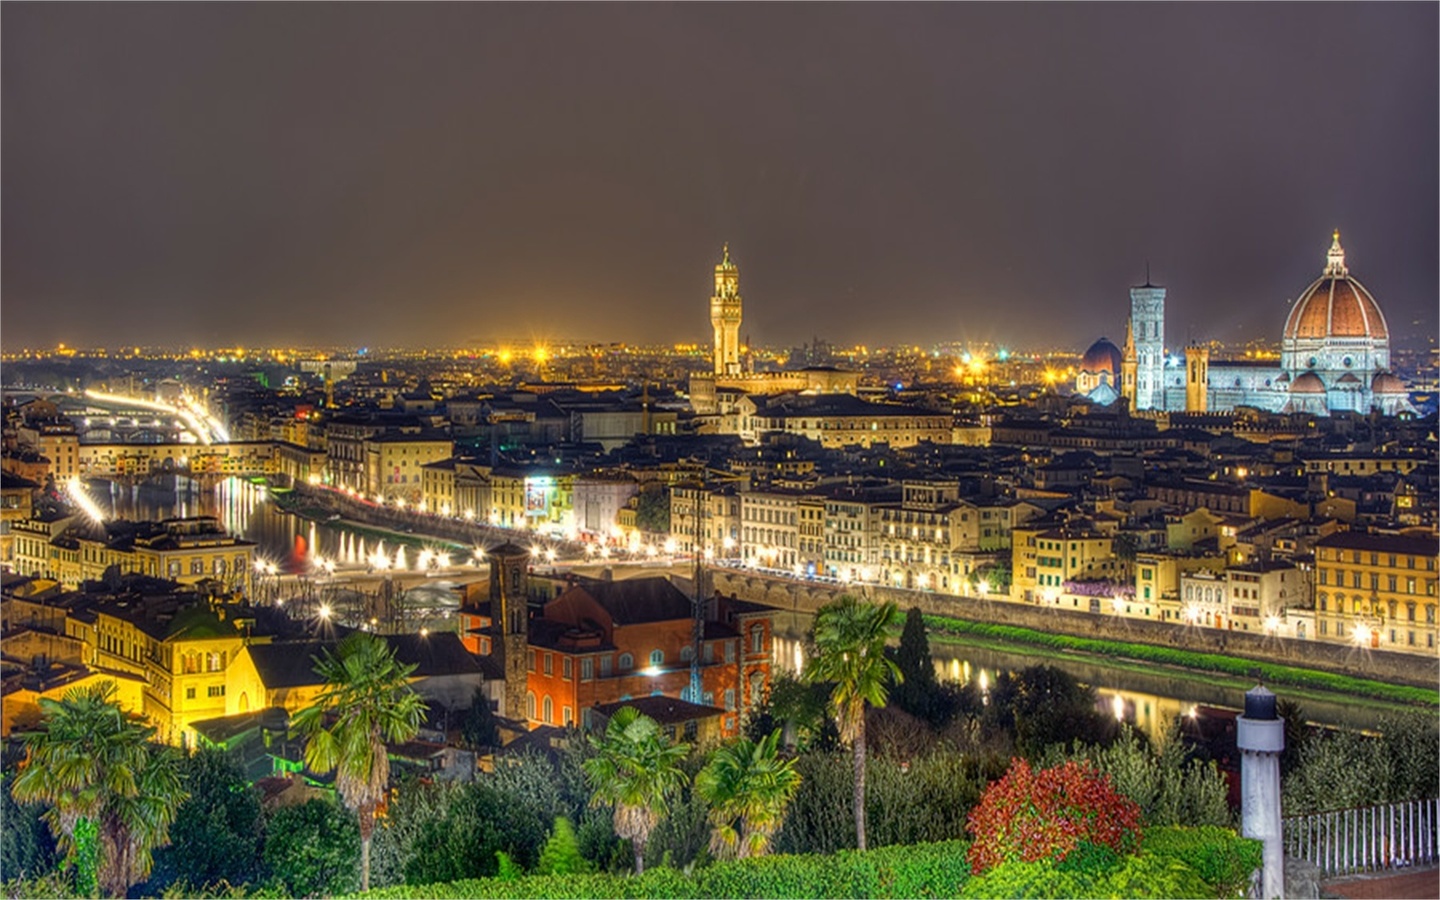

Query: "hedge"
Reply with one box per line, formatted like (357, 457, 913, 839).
(922, 614, 1438, 706)
(958, 826, 1258, 899)
(355, 840, 974, 899)
(358, 828, 1260, 899)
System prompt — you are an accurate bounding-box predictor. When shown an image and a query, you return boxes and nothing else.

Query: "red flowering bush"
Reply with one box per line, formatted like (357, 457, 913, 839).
(966, 758, 1143, 875)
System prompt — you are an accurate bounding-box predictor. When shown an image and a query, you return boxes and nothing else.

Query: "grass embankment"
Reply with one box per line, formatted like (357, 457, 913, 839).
(921, 614, 1439, 708)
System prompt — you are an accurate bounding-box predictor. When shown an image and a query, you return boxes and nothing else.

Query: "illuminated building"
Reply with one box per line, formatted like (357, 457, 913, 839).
(505, 575, 772, 738)
(10, 515, 256, 592)
(1101, 233, 1412, 416)
(1313, 530, 1437, 652)
(689, 245, 860, 416)
(711, 243, 742, 376)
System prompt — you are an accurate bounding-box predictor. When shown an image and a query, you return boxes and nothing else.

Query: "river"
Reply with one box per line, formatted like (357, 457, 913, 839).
(92, 477, 1409, 735)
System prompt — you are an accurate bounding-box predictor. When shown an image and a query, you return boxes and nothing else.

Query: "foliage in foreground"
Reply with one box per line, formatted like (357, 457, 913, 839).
(967, 758, 1143, 874)
(356, 825, 1259, 900)
(923, 615, 1438, 706)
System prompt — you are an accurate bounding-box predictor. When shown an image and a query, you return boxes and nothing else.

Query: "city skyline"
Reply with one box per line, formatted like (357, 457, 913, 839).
(3, 4, 1437, 351)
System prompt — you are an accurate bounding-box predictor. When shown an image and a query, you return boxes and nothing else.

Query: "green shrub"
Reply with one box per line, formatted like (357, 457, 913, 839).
(1144, 826, 1261, 898)
(960, 851, 1211, 899)
(354, 839, 975, 899)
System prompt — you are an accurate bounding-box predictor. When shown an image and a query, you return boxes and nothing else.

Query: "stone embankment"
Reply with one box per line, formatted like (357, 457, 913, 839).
(710, 569, 1440, 691)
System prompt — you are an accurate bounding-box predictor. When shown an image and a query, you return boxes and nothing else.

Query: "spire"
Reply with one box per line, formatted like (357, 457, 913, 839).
(721, 242, 732, 268)
(1325, 229, 1347, 277)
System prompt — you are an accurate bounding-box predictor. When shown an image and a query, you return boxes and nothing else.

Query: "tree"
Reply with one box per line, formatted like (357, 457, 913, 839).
(695, 729, 802, 859)
(10, 682, 187, 897)
(403, 782, 546, 884)
(886, 606, 963, 728)
(262, 799, 358, 897)
(460, 688, 500, 751)
(805, 594, 901, 850)
(634, 487, 670, 534)
(1, 769, 57, 885)
(535, 816, 590, 876)
(291, 632, 428, 892)
(984, 664, 1116, 756)
(581, 707, 690, 874)
(146, 749, 263, 893)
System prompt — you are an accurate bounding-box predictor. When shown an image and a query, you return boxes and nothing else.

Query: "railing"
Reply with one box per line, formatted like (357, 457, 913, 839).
(1283, 798, 1440, 877)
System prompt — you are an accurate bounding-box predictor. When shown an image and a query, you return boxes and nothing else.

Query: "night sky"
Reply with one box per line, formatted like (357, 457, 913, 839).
(4, 3, 1436, 352)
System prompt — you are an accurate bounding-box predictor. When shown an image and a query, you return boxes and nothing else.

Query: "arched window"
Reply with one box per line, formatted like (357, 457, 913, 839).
(526, 691, 536, 720)
(618, 653, 634, 671)
(680, 646, 695, 663)
(649, 649, 664, 667)
(543, 696, 553, 724)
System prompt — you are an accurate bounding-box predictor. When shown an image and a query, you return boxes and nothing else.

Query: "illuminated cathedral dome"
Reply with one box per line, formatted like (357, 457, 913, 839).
(1278, 231, 1392, 414)
(1283, 231, 1388, 342)
(1080, 337, 1123, 375)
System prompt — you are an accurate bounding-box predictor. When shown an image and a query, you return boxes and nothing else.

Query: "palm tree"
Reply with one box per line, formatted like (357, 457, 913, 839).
(581, 706, 690, 874)
(695, 729, 801, 859)
(291, 631, 427, 892)
(806, 594, 900, 851)
(11, 681, 187, 897)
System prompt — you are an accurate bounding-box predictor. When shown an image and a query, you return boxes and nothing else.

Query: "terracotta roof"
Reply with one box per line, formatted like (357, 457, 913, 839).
(1283, 277, 1388, 341)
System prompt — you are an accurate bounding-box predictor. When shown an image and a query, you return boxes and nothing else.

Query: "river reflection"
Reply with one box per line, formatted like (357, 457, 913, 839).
(93, 479, 1400, 735)
(768, 609, 1396, 736)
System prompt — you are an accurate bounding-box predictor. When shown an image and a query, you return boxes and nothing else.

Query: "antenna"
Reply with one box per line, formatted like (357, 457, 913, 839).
(1145, 260, 1152, 287)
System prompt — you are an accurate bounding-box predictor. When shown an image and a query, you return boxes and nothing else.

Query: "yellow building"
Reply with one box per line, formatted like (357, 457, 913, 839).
(12, 515, 255, 592)
(1314, 530, 1438, 654)
(1029, 527, 1130, 609)
(365, 433, 454, 503)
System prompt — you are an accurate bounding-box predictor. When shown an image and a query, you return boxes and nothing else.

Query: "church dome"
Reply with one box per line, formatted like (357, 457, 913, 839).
(1283, 231, 1388, 342)
(1372, 371, 1406, 394)
(1290, 371, 1326, 394)
(1080, 338, 1123, 374)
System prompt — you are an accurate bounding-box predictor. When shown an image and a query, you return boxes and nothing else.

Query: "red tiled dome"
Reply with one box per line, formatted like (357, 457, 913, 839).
(1080, 338, 1123, 374)
(1290, 371, 1326, 394)
(1283, 233, 1388, 342)
(1284, 278, 1388, 341)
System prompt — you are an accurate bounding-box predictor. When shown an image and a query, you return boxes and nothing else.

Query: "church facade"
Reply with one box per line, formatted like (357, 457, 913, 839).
(1077, 232, 1411, 416)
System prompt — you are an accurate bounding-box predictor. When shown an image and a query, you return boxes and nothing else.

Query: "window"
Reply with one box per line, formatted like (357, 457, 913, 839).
(191, 559, 205, 576)
(185, 687, 196, 700)
(724, 689, 736, 711)
(619, 653, 634, 671)
(543, 696, 553, 724)
(582, 657, 594, 681)
(526, 691, 536, 719)
(543, 653, 553, 676)
(207, 685, 225, 698)
(563, 706, 573, 726)
(528, 650, 536, 673)
(680, 645, 694, 663)
(600, 655, 612, 677)
(750, 626, 764, 655)
(562, 657, 572, 680)
(649, 650, 664, 667)
(725, 642, 736, 663)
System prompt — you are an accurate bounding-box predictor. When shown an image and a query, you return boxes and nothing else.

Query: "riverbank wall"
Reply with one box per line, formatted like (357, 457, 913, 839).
(711, 569, 1440, 691)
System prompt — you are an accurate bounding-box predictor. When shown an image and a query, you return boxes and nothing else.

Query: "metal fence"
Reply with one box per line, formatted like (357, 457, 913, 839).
(1283, 798, 1440, 877)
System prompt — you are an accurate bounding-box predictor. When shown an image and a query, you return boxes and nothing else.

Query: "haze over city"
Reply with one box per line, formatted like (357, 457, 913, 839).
(3, 2, 1437, 351)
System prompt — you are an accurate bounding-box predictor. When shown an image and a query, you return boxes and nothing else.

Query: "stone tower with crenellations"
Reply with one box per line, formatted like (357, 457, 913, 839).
(710, 244, 743, 376)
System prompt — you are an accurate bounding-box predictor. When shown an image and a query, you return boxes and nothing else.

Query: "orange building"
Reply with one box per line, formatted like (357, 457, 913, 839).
(472, 572, 773, 739)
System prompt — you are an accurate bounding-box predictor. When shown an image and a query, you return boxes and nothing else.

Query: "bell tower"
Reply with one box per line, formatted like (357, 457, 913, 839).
(1130, 272, 1166, 411)
(711, 244, 743, 375)
(1185, 345, 1209, 413)
(487, 542, 531, 724)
